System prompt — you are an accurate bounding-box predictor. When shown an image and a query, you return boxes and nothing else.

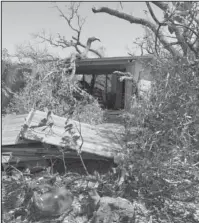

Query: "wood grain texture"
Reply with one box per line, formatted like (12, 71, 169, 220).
(22, 110, 124, 158)
(2, 114, 28, 145)
(2, 110, 126, 161)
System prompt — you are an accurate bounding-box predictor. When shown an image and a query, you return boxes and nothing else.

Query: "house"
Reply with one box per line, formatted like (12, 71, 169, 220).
(2, 55, 154, 111)
(75, 55, 154, 110)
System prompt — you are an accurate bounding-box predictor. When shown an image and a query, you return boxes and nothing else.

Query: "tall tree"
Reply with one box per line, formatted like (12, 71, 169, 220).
(92, 2, 199, 60)
(34, 2, 103, 59)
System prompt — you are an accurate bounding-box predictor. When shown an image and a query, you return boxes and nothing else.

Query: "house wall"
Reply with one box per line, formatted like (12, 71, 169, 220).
(137, 60, 153, 99)
(115, 77, 123, 109)
(76, 57, 154, 110)
(110, 75, 118, 109)
(124, 60, 153, 109)
(125, 64, 135, 110)
(110, 75, 124, 109)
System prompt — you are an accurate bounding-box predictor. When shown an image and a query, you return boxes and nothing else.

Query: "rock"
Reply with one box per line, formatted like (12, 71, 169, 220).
(88, 189, 135, 223)
(33, 186, 74, 217)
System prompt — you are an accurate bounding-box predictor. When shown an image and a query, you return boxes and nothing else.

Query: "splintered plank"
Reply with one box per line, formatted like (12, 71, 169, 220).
(2, 114, 27, 145)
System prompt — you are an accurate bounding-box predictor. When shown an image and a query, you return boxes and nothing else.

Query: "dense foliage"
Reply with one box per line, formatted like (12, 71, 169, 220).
(4, 61, 104, 125)
(107, 56, 199, 222)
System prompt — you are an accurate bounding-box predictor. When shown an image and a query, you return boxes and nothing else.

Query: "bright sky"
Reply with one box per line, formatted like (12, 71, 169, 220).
(2, 1, 163, 58)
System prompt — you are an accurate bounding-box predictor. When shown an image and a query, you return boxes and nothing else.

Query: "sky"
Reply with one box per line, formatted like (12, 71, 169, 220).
(2, 1, 163, 59)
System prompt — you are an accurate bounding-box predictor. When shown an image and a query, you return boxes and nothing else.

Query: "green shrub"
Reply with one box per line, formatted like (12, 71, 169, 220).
(106, 58, 199, 222)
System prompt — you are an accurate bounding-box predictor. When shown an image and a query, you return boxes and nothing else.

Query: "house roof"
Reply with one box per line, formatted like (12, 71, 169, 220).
(76, 55, 154, 75)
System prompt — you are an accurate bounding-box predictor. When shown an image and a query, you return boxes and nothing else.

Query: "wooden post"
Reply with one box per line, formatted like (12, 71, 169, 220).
(83, 74, 85, 88)
(105, 74, 108, 107)
(111, 75, 117, 109)
(115, 77, 123, 109)
(125, 65, 135, 110)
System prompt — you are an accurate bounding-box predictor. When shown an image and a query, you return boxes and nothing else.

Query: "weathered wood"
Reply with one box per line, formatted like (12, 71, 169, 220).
(2, 144, 110, 162)
(22, 110, 124, 158)
(2, 114, 28, 145)
(115, 77, 123, 109)
(2, 152, 12, 164)
(125, 64, 135, 110)
(2, 111, 125, 162)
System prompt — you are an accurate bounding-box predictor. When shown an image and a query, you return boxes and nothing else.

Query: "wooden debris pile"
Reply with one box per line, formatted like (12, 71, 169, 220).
(2, 109, 126, 166)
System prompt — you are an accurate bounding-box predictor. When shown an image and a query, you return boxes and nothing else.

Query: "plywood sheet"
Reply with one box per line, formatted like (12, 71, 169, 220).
(22, 110, 125, 159)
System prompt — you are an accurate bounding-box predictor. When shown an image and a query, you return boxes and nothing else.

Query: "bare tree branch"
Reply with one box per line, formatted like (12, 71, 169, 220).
(33, 31, 74, 49)
(146, 2, 165, 26)
(35, 3, 103, 59)
(152, 2, 199, 56)
(15, 43, 57, 63)
(92, 6, 181, 57)
(54, 3, 84, 36)
(92, 2, 199, 58)
(72, 36, 102, 58)
(174, 23, 199, 38)
(151, 2, 169, 11)
(41, 36, 102, 82)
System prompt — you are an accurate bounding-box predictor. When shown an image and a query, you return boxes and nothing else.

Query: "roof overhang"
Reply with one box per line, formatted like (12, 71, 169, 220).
(76, 55, 154, 75)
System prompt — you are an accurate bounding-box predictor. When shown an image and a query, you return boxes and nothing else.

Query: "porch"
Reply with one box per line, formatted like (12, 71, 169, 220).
(75, 55, 154, 110)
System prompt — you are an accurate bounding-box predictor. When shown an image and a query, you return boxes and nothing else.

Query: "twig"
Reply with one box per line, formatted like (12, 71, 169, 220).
(49, 157, 57, 174)
(9, 165, 24, 175)
(4, 164, 31, 180)
(57, 208, 73, 222)
(154, 24, 161, 57)
(60, 148, 67, 175)
(74, 113, 89, 176)
(193, 162, 199, 166)
(119, 2, 123, 10)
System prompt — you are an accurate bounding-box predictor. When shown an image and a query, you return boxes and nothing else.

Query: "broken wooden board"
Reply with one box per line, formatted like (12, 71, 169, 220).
(2, 152, 12, 164)
(2, 143, 110, 164)
(22, 110, 125, 159)
(2, 112, 35, 146)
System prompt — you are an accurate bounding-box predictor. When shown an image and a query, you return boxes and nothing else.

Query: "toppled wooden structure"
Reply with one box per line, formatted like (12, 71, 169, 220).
(2, 110, 125, 165)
